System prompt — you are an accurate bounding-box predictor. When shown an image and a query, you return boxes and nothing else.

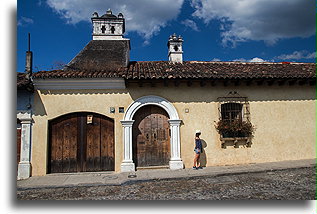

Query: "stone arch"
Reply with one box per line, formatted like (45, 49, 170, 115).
(121, 95, 183, 172)
(123, 95, 179, 121)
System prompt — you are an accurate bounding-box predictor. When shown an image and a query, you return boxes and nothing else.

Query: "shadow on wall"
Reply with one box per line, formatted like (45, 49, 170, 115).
(36, 85, 315, 103)
(33, 90, 130, 116)
(33, 89, 131, 117)
(33, 85, 315, 117)
(33, 91, 47, 116)
(127, 84, 315, 103)
(200, 139, 207, 167)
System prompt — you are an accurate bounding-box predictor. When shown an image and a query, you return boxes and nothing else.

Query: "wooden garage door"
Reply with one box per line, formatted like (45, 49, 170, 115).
(49, 112, 114, 173)
(132, 105, 170, 168)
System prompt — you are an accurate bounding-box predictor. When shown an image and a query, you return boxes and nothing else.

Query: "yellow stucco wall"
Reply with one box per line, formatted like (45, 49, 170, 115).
(31, 83, 316, 176)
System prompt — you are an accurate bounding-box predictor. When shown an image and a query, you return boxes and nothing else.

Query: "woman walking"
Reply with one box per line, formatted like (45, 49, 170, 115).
(193, 130, 203, 170)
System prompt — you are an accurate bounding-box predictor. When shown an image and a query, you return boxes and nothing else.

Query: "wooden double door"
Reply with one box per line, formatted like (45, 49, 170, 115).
(49, 112, 114, 173)
(133, 105, 170, 168)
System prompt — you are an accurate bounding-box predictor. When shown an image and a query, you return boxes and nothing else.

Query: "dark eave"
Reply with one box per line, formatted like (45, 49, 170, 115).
(17, 72, 34, 92)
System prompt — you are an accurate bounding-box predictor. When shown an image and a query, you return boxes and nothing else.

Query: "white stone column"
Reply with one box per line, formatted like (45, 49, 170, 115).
(120, 120, 135, 172)
(168, 119, 183, 170)
(17, 112, 32, 180)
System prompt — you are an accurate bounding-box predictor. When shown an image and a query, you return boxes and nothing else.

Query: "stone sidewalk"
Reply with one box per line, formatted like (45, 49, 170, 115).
(17, 159, 316, 189)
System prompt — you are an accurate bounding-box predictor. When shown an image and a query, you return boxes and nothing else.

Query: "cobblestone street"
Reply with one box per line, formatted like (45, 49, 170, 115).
(17, 167, 316, 200)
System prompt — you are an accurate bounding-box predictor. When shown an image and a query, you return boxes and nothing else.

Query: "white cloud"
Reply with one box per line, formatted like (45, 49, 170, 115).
(276, 50, 316, 60)
(18, 16, 34, 26)
(211, 58, 221, 61)
(249, 57, 266, 63)
(232, 58, 247, 62)
(233, 57, 267, 62)
(190, 0, 315, 46)
(306, 52, 316, 59)
(46, 0, 184, 42)
(232, 52, 315, 62)
(181, 19, 199, 31)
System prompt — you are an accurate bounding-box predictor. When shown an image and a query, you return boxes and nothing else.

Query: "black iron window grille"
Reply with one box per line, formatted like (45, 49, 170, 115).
(217, 91, 250, 123)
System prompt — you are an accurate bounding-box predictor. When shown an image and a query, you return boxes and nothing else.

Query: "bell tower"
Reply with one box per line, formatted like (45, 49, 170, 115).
(91, 9, 125, 40)
(66, 9, 130, 69)
(168, 33, 183, 63)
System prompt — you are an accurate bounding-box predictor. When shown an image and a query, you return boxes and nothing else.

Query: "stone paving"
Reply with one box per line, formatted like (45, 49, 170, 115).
(17, 166, 316, 200)
(17, 159, 316, 189)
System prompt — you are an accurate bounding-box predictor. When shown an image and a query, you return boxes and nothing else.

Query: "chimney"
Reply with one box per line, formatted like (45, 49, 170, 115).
(168, 33, 183, 63)
(25, 33, 32, 80)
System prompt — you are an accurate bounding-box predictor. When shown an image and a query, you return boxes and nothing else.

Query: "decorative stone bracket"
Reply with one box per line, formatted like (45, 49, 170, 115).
(220, 136, 252, 148)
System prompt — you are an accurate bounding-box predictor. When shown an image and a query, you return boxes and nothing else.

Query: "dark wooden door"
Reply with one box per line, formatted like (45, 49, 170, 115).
(85, 114, 114, 172)
(49, 112, 114, 173)
(133, 105, 170, 167)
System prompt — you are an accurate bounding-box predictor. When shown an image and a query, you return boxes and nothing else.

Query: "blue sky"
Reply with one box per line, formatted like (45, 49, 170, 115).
(17, 0, 315, 73)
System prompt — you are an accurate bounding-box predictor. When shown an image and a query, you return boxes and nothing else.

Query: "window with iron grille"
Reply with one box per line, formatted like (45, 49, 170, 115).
(217, 91, 250, 123)
(221, 103, 243, 123)
(215, 91, 255, 149)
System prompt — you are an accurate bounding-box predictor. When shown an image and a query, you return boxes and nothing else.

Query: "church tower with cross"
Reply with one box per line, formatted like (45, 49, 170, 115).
(91, 9, 125, 40)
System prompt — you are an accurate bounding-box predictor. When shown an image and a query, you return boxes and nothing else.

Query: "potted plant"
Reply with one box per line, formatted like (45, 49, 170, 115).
(215, 119, 255, 138)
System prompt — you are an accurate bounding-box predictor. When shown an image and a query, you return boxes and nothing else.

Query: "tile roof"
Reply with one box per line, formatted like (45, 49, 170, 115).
(66, 40, 130, 70)
(33, 61, 316, 80)
(17, 72, 33, 91)
(124, 61, 316, 80)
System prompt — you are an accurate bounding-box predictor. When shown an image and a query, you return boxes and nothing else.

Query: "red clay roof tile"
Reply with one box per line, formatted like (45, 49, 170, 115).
(32, 61, 316, 80)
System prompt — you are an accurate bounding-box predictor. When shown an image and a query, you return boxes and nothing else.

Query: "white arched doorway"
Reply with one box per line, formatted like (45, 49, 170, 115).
(120, 95, 183, 172)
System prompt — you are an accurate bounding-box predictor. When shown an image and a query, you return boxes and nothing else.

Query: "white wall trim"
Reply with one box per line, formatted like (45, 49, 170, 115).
(33, 78, 126, 90)
(120, 95, 183, 172)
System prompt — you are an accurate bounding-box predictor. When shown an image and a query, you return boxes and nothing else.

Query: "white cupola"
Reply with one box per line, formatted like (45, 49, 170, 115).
(91, 9, 125, 40)
(167, 33, 183, 63)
